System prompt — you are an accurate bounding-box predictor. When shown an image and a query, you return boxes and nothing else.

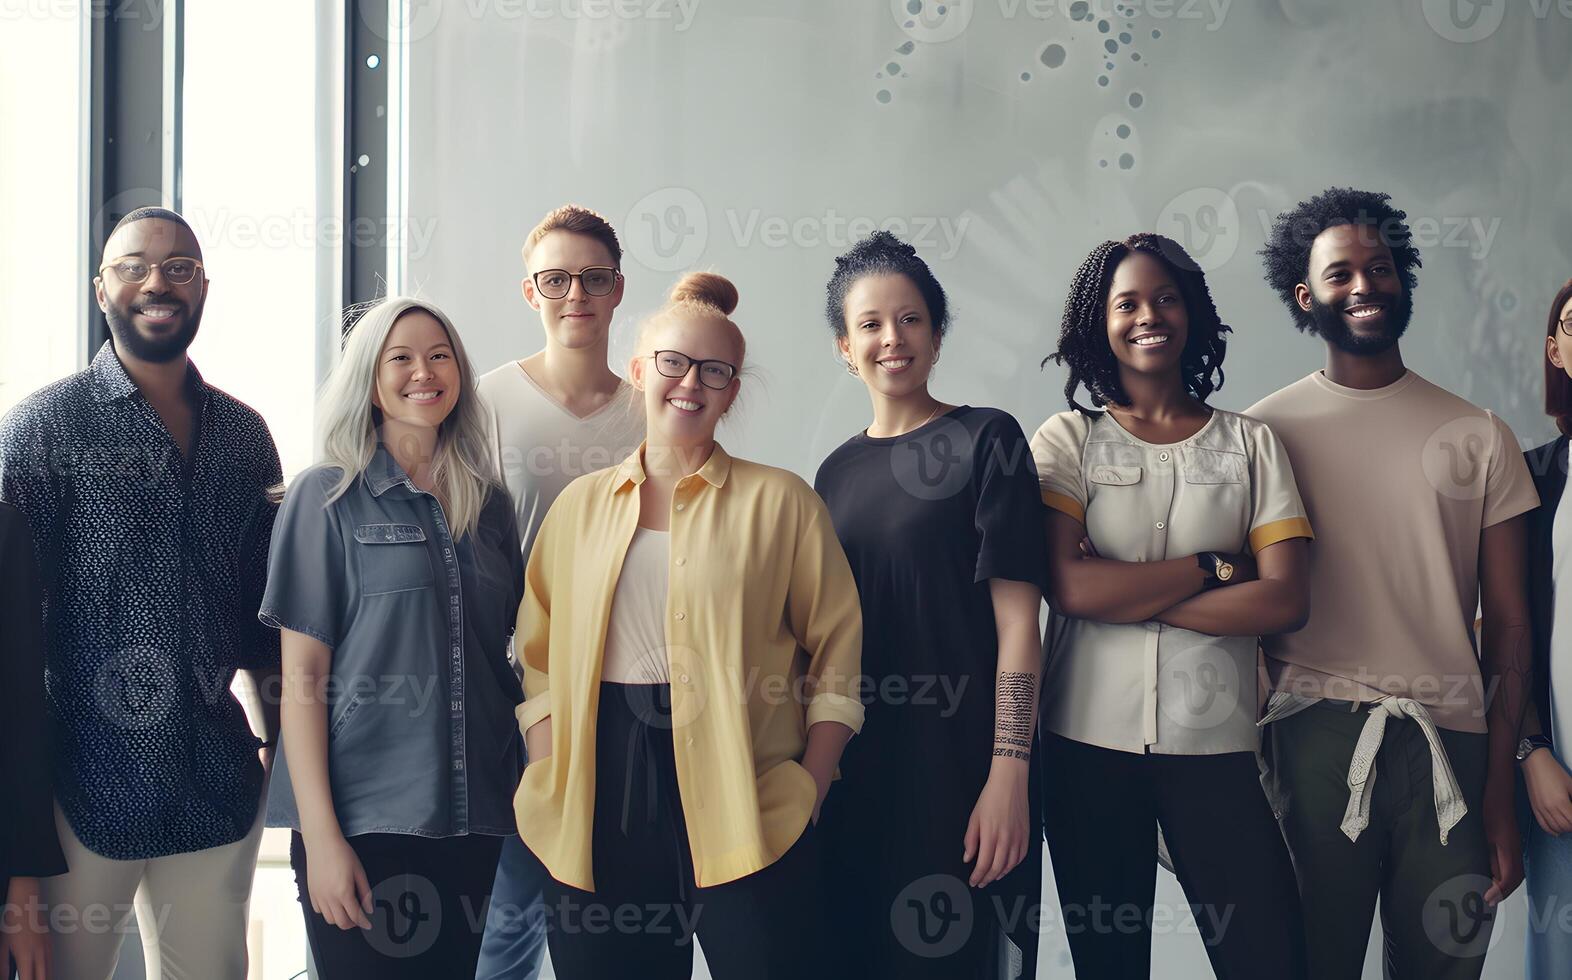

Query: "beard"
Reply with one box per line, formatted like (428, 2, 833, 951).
(1306, 289, 1412, 356)
(104, 294, 203, 363)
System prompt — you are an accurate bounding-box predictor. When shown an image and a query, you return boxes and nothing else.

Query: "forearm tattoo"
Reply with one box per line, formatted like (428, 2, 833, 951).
(993, 670, 1037, 761)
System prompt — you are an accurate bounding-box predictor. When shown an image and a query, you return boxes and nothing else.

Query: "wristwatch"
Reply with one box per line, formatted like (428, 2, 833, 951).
(1517, 735, 1553, 764)
(1197, 552, 1235, 591)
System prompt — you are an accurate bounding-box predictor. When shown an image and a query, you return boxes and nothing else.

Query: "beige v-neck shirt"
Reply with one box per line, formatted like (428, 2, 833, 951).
(476, 360, 646, 562)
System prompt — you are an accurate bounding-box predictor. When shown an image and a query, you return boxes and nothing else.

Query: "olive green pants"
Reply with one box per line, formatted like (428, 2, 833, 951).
(1263, 700, 1494, 979)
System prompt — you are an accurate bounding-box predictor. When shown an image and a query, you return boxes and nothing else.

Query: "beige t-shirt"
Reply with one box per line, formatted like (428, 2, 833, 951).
(1031, 408, 1312, 754)
(1246, 370, 1539, 733)
(476, 360, 646, 562)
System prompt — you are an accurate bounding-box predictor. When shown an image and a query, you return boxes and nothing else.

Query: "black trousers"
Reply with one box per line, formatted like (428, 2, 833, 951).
(1040, 733, 1308, 980)
(290, 830, 504, 980)
(539, 682, 826, 979)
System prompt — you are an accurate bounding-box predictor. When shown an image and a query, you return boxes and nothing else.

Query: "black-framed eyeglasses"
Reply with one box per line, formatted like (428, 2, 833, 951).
(1559, 316, 1572, 337)
(99, 256, 204, 286)
(531, 266, 620, 300)
(650, 350, 737, 390)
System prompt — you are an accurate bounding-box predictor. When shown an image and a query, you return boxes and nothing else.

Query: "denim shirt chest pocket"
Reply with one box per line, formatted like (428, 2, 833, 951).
(352, 522, 435, 595)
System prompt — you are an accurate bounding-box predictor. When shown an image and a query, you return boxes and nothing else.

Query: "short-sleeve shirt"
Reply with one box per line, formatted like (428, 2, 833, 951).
(813, 406, 1049, 963)
(259, 447, 525, 838)
(1030, 408, 1312, 754)
(1246, 370, 1540, 733)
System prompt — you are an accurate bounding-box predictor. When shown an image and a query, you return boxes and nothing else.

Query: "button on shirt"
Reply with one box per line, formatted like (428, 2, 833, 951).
(514, 442, 866, 890)
(1030, 408, 1313, 754)
(258, 448, 525, 838)
(0, 342, 282, 860)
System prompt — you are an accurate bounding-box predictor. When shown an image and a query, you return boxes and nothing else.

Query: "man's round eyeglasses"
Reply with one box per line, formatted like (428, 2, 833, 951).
(532, 267, 620, 300)
(99, 257, 204, 286)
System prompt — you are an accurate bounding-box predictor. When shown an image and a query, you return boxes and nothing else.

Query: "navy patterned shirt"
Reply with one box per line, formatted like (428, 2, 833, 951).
(0, 342, 282, 860)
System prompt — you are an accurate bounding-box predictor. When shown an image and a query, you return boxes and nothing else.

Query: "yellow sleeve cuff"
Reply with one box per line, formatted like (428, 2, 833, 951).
(807, 691, 865, 735)
(1042, 491, 1085, 524)
(1249, 517, 1314, 553)
(516, 691, 552, 734)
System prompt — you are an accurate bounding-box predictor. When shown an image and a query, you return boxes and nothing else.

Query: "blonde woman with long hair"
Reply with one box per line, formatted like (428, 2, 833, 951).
(259, 296, 526, 979)
(515, 272, 864, 978)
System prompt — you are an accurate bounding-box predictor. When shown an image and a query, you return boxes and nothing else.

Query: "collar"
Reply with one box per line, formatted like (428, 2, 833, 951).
(88, 340, 208, 404)
(364, 444, 413, 497)
(612, 440, 732, 494)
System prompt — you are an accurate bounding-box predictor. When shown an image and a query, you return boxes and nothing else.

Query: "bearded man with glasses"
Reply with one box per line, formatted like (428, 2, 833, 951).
(0, 206, 283, 979)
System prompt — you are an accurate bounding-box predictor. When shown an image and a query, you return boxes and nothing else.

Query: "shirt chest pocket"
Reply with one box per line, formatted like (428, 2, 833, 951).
(1088, 463, 1144, 488)
(353, 523, 435, 595)
(1181, 450, 1248, 486)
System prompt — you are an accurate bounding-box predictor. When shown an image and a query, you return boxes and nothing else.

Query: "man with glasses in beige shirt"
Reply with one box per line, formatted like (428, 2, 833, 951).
(1249, 187, 1538, 979)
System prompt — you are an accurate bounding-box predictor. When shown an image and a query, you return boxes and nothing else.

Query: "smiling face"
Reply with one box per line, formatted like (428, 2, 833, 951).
(371, 310, 461, 432)
(95, 217, 208, 364)
(1104, 251, 1189, 379)
(523, 230, 624, 350)
(630, 314, 741, 444)
(837, 273, 939, 398)
(1296, 222, 1413, 355)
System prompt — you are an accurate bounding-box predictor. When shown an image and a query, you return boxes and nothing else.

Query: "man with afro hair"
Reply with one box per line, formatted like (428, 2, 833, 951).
(1246, 187, 1537, 978)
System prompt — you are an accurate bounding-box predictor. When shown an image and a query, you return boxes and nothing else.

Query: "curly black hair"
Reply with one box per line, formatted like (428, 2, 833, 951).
(1259, 187, 1423, 332)
(1043, 233, 1230, 417)
(824, 230, 950, 341)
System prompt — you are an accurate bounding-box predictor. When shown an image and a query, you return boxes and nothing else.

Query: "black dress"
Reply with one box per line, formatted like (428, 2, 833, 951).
(814, 406, 1047, 979)
(0, 501, 67, 898)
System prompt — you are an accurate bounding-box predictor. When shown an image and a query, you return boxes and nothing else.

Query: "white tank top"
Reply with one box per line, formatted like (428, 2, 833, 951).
(600, 527, 672, 684)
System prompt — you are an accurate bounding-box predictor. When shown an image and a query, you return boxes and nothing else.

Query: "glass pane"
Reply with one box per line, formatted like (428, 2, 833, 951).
(0, 9, 82, 414)
(182, 1, 320, 481)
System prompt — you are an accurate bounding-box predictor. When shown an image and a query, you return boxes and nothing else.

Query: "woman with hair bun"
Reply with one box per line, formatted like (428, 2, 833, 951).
(814, 231, 1048, 978)
(513, 272, 865, 978)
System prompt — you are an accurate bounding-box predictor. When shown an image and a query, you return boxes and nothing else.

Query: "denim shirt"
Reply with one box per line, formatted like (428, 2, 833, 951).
(260, 447, 524, 838)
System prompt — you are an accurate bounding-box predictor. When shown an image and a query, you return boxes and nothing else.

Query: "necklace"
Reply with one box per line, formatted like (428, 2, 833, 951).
(871, 401, 943, 439)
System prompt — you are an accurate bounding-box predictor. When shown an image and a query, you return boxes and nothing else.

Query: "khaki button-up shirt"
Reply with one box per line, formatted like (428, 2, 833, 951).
(514, 442, 865, 889)
(1030, 409, 1312, 754)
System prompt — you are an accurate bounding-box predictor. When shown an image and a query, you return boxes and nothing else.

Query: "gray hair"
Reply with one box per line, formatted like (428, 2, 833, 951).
(316, 296, 498, 538)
